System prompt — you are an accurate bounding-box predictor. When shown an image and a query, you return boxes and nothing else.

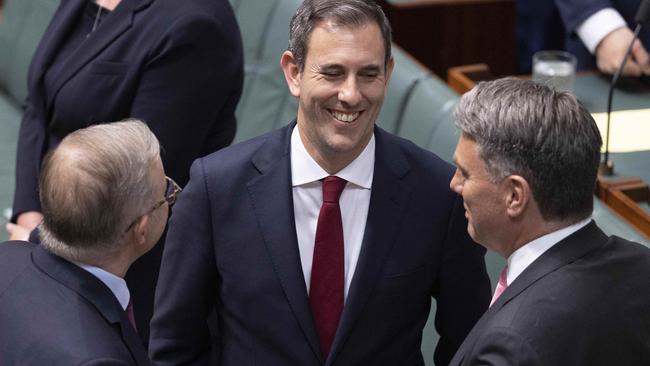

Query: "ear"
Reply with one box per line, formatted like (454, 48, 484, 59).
(281, 50, 301, 97)
(384, 56, 395, 86)
(504, 175, 530, 218)
(129, 214, 149, 248)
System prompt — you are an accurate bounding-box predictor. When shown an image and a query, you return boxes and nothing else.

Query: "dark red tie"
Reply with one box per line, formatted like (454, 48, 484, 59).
(310, 176, 347, 357)
(126, 299, 137, 332)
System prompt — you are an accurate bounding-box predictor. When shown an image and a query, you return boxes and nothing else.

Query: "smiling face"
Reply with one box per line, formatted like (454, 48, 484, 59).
(449, 134, 509, 252)
(281, 20, 393, 173)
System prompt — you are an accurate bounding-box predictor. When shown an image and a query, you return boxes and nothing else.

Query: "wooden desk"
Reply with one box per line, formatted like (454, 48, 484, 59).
(377, 0, 516, 78)
(447, 64, 650, 240)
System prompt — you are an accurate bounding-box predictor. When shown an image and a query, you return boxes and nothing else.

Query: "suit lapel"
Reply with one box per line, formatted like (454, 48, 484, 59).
(31, 246, 149, 366)
(449, 222, 608, 366)
(45, 0, 153, 110)
(327, 128, 412, 365)
(246, 123, 324, 363)
(30, 0, 86, 87)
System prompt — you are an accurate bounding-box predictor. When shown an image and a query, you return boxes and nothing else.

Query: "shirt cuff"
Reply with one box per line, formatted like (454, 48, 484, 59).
(576, 8, 627, 54)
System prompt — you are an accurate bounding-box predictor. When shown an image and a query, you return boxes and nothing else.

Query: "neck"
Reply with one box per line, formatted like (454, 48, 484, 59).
(503, 218, 578, 258)
(95, 0, 120, 11)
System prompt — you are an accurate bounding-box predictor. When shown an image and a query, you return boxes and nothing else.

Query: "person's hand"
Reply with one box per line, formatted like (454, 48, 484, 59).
(596, 26, 650, 76)
(16, 211, 43, 232)
(6, 223, 31, 241)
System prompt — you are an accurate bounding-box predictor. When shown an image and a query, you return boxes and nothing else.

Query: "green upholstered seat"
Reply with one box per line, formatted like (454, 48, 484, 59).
(0, 0, 56, 241)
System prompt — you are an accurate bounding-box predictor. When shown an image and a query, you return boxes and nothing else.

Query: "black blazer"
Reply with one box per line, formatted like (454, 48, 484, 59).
(555, 0, 650, 70)
(12, 0, 243, 341)
(149, 123, 491, 366)
(0, 242, 150, 365)
(450, 222, 650, 366)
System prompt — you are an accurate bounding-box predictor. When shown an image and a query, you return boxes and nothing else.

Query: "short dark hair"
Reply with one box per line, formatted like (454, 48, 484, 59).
(39, 120, 160, 260)
(288, 0, 392, 71)
(454, 77, 602, 221)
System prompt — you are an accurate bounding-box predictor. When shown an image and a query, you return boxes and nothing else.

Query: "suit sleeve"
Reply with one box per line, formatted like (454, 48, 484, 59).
(129, 13, 242, 186)
(432, 194, 492, 366)
(466, 327, 543, 366)
(555, 0, 613, 33)
(12, 98, 47, 221)
(149, 159, 218, 365)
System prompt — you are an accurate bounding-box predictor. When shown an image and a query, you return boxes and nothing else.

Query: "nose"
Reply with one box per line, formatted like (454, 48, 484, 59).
(449, 169, 462, 194)
(338, 75, 362, 106)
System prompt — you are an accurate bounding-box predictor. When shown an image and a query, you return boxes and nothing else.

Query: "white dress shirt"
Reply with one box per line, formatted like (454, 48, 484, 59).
(75, 262, 130, 311)
(505, 218, 592, 285)
(291, 126, 374, 301)
(577, 8, 627, 53)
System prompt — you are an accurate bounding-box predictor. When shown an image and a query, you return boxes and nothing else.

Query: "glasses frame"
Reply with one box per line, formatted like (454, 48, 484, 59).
(124, 176, 182, 233)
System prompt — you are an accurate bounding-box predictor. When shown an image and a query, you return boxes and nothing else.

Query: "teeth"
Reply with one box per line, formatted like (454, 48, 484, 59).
(331, 111, 360, 122)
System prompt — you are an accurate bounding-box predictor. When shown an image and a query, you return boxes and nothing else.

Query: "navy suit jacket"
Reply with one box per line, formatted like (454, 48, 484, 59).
(556, 0, 650, 70)
(12, 0, 243, 341)
(449, 222, 650, 365)
(0, 242, 150, 365)
(149, 123, 491, 366)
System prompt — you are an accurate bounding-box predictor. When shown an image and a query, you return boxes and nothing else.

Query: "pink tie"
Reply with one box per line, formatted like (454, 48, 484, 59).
(490, 266, 508, 307)
(310, 176, 347, 358)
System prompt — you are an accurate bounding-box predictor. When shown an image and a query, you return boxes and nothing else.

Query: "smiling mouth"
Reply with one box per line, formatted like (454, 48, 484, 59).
(329, 110, 361, 123)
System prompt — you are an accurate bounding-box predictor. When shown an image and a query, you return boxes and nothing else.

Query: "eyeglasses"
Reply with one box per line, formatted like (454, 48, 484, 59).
(151, 176, 182, 211)
(124, 176, 182, 233)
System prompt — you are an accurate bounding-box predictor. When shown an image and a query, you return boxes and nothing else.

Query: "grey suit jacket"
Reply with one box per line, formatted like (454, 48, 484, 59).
(450, 222, 650, 366)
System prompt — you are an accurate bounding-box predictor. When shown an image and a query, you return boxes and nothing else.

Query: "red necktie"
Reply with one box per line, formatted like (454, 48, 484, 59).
(126, 299, 137, 332)
(310, 176, 347, 357)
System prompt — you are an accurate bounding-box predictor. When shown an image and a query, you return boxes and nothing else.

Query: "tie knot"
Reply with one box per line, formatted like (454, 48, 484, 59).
(322, 176, 347, 203)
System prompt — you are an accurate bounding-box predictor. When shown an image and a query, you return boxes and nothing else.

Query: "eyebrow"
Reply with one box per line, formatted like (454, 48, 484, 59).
(317, 64, 383, 74)
(453, 158, 468, 176)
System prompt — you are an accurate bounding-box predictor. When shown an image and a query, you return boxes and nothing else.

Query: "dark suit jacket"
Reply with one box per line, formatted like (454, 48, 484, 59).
(555, 0, 650, 70)
(449, 222, 650, 366)
(149, 123, 491, 366)
(0, 242, 150, 365)
(12, 0, 243, 341)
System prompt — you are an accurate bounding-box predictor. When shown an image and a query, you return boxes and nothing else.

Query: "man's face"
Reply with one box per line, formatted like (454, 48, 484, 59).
(450, 134, 507, 251)
(283, 20, 393, 170)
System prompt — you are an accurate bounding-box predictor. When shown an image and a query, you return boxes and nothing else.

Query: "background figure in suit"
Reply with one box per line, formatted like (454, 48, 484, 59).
(149, 0, 490, 365)
(8, 0, 243, 341)
(0, 120, 177, 365)
(448, 78, 650, 365)
(556, 0, 650, 75)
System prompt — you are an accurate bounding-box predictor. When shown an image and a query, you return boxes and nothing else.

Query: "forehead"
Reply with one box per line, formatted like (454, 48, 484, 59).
(304, 20, 385, 67)
(454, 134, 486, 171)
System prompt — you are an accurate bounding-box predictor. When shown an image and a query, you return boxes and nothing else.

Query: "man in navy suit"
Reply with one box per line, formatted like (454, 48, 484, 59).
(448, 78, 650, 365)
(149, 1, 490, 365)
(0, 120, 178, 365)
(556, 0, 650, 75)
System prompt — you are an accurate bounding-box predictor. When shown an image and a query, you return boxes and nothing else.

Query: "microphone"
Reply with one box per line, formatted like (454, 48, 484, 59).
(600, 0, 650, 175)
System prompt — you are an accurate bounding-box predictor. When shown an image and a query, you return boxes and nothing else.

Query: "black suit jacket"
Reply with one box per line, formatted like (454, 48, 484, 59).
(149, 123, 491, 366)
(12, 0, 243, 341)
(449, 222, 650, 366)
(555, 0, 650, 70)
(0, 242, 150, 365)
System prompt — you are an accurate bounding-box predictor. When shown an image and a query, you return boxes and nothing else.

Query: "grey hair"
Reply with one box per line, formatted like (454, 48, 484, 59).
(39, 119, 160, 261)
(288, 0, 392, 71)
(454, 77, 602, 221)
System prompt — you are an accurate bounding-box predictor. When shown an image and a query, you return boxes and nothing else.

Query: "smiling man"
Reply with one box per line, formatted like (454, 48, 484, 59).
(149, 1, 490, 365)
(448, 78, 650, 365)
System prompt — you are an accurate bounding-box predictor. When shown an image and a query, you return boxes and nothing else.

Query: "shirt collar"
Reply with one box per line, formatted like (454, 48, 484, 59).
(290, 125, 375, 189)
(74, 262, 130, 310)
(506, 217, 592, 285)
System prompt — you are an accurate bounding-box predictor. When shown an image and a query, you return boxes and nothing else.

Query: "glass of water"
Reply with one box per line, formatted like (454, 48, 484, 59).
(532, 51, 577, 92)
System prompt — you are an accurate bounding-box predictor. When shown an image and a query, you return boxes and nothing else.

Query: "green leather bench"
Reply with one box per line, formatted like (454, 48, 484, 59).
(0, 0, 57, 240)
